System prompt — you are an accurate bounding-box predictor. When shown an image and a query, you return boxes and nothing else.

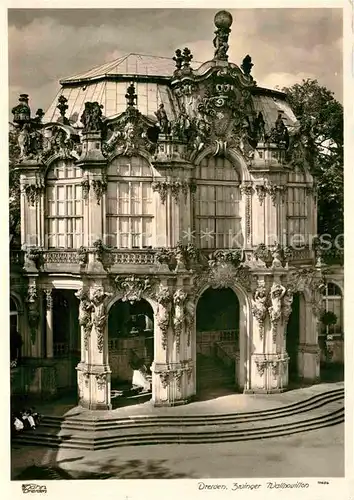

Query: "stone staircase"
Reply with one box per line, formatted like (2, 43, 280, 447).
(196, 352, 235, 391)
(12, 387, 344, 450)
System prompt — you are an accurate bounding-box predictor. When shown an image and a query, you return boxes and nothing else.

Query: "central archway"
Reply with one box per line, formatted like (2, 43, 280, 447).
(195, 287, 240, 397)
(108, 298, 154, 392)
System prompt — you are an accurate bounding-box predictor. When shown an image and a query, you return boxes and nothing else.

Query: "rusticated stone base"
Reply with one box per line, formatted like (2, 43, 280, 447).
(298, 343, 321, 381)
(151, 360, 195, 407)
(78, 399, 112, 411)
(243, 387, 286, 394)
(250, 353, 289, 393)
(152, 396, 193, 407)
(76, 362, 112, 411)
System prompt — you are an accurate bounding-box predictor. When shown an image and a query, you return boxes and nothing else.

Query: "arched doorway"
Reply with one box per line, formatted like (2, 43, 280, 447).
(286, 292, 301, 382)
(52, 290, 80, 391)
(108, 299, 154, 393)
(196, 287, 239, 396)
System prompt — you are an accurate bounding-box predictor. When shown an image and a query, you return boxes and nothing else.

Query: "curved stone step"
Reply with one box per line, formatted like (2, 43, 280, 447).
(12, 408, 344, 450)
(39, 387, 344, 430)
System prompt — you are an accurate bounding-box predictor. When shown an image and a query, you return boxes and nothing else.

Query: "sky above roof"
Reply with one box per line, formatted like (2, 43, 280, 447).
(8, 8, 342, 119)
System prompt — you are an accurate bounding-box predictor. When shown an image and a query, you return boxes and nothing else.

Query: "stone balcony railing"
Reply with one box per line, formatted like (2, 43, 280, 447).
(10, 244, 315, 272)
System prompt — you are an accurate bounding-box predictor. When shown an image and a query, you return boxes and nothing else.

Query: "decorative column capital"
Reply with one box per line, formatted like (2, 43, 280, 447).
(91, 176, 107, 205)
(255, 184, 267, 205)
(240, 183, 254, 197)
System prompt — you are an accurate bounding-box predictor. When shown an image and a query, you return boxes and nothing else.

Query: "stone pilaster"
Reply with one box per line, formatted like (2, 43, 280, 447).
(76, 283, 112, 410)
(43, 288, 53, 358)
(240, 183, 254, 248)
(297, 343, 321, 382)
(249, 271, 289, 392)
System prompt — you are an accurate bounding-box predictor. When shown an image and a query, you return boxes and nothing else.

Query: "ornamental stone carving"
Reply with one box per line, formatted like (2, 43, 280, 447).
(81, 179, 90, 201)
(80, 101, 104, 133)
(43, 289, 53, 311)
(184, 298, 195, 347)
(251, 283, 268, 340)
(90, 286, 113, 353)
(155, 103, 170, 135)
(26, 283, 40, 344)
(95, 373, 107, 390)
(208, 249, 242, 269)
(213, 11, 233, 61)
(268, 283, 286, 342)
(115, 275, 153, 304)
(92, 178, 107, 205)
(241, 55, 254, 77)
(75, 287, 94, 351)
(174, 369, 184, 390)
(76, 246, 89, 265)
(152, 180, 190, 204)
(255, 185, 267, 206)
(282, 289, 294, 326)
(271, 244, 284, 269)
(83, 372, 90, 388)
(152, 181, 168, 204)
(159, 372, 171, 389)
(155, 284, 172, 350)
(24, 181, 45, 207)
(240, 183, 254, 197)
(287, 267, 325, 295)
(103, 101, 157, 157)
(170, 104, 192, 141)
(192, 265, 252, 297)
(255, 357, 267, 377)
(24, 246, 41, 269)
(173, 289, 187, 351)
(43, 125, 75, 160)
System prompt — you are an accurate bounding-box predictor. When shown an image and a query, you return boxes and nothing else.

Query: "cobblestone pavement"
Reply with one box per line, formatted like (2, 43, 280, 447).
(11, 423, 344, 479)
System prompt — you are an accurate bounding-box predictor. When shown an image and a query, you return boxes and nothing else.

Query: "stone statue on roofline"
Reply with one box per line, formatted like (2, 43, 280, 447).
(155, 103, 170, 135)
(80, 101, 104, 133)
(212, 10, 233, 61)
(241, 55, 254, 77)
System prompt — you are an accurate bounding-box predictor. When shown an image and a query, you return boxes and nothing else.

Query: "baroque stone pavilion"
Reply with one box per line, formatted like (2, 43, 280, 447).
(10, 11, 343, 409)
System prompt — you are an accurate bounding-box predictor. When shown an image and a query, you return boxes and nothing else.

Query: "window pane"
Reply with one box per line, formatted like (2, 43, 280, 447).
(119, 217, 130, 248)
(75, 185, 82, 198)
(119, 183, 129, 214)
(58, 219, 65, 233)
(75, 200, 82, 216)
(57, 186, 65, 200)
(67, 201, 73, 216)
(48, 201, 56, 216)
(142, 218, 152, 247)
(58, 234, 65, 248)
(57, 202, 65, 216)
(131, 218, 141, 247)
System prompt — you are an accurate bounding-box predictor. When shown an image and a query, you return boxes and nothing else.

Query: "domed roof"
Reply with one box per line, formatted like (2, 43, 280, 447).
(44, 52, 298, 135)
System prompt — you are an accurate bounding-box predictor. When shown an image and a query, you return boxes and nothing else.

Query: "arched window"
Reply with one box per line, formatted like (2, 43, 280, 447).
(321, 283, 343, 336)
(106, 156, 153, 248)
(287, 167, 309, 245)
(195, 156, 241, 249)
(46, 161, 83, 248)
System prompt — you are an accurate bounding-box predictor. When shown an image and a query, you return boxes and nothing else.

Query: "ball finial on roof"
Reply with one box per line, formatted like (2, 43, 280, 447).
(214, 10, 233, 29)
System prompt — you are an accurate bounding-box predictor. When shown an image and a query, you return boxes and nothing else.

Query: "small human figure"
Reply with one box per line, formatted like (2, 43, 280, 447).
(155, 104, 170, 134)
(21, 409, 36, 430)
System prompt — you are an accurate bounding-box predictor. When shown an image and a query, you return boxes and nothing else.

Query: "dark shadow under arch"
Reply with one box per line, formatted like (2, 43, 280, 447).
(195, 287, 240, 399)
(286, 292, 301, 381)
